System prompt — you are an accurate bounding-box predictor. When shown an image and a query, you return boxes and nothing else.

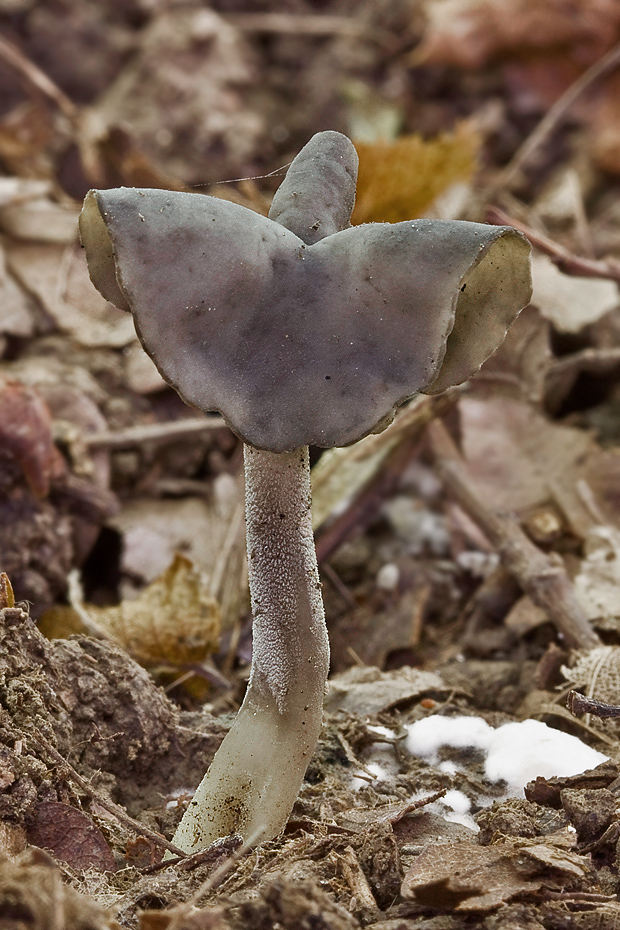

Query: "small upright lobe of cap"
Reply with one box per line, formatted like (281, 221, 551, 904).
(268, 131, 359, 244)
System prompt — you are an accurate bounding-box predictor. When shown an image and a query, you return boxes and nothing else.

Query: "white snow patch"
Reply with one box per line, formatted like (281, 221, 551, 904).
(443, 789, 471, 815)
(366, 725, 397, 740)
(350, 761, 390, 790)
(438, 760, 460, 775)
(406, 715, 607, 797)
(406, 715, 493, 761)
(441, 790, 478, 831)
(483, 719, 607, 794)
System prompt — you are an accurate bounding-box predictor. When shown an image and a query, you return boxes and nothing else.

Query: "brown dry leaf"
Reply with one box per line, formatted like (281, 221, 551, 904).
(504, 595, 549, 636)
(459, 394, 620, 536)
(0, 245, 36, 345)
(477, 305, 551, 404)
(401, 841, 543, 910)
(0, 164, 78, 244)
(417, 0, 620, 70)
(139, 907, 230, 930)
(84, 554, 220, 666)
(26, 800, 117, 873)
(562, 646, 620, 706)
(561, 645, 620, 738)
(110, 474, 247, 629)
(0, 847, 118, 929)
(325, 665, 449, 715)
(6, 241, 135, 348)
(328, 584, 429, 673)
(0, 197, 80, 243)
(0, 377, 60, 497)
(85, 8, 263, 184)
(352, 123, 480, 225)
(312, 395, 442, 530)
(416, 0, 620, 173)
(518, 829, 591, 878)
(531, 253, 619, 334)
(0, 102, 58, 180)
(0, 176, 52, 207)
(311, 422, 399, 531)
(123, 342, 166, 395)
(572, 527, 620, 624)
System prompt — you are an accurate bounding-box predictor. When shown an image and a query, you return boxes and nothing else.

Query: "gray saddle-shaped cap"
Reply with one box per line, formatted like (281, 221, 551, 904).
(80, 131, 532, 452)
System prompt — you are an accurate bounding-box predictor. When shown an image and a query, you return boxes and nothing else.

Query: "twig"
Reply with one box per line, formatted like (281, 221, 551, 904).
(225, 13, 378, 39)
(335, 730, 378, 782)
(316, 430, 422, 564)
(321, 562, 358, 609)
(567, 690, 620, 719)
(487, 206, 620, 283)
(315, 392, 457, 564)
(33, 732, 187, 859)
(209, 501, 245, 601)
(332, 846, 377, 911)
(428, 420, 600, 650)
(166, 831, 260, 929)
(496, 39, 620, 190)
(84, 416, 228, 450)
(0, 34, 78, 123)
(547, 347, 620, 380)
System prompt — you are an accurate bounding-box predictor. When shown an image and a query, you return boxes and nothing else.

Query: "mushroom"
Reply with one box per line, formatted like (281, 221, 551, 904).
(79, 131, 532, 853)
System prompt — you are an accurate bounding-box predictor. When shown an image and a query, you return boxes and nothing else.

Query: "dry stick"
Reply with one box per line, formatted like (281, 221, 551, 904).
(0, 34, 78, 122)
(166, 830, 261, 930)
(322, 561, 358, 609)
(33, 732, 187, 859)
(84, 415, 227, 450)
(333, 846, 377, 911)
(548, 346, 620, 378)
(315, 392, 458, 565)
(315, 430, 422, 564)
(487, 206, 620, 283)
(427, 420, 600, 651)
(567, 690, 620, 719)
(224, 13, 381, 40)
(495, 39, 620, 191)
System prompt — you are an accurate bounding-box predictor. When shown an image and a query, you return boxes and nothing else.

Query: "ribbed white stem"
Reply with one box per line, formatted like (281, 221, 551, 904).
(171, 445, 329, 852)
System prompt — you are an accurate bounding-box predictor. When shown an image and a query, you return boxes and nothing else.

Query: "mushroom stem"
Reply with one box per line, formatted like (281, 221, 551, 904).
(171, 445, 329, 852)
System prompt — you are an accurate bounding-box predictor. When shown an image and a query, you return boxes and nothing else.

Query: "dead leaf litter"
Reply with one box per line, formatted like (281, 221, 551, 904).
(3, 0, 620, 927)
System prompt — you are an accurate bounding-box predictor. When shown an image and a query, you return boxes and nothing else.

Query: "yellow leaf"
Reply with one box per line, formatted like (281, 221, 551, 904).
(352, 124, 480, 225)
(0, 572, 15, 609)
(40, 555, 221, 667)
(92, 553, 220, 665)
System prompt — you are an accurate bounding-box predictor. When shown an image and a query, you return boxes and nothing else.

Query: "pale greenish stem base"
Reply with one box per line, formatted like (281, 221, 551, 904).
(171, 445, 329, 853)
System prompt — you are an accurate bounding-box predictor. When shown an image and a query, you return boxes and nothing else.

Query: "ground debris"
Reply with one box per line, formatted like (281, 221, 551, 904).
(0, 847, 119, 929)
(25, 799, 117, 872)
(402, 826, 593, 912)
(3, 1, 620, 926)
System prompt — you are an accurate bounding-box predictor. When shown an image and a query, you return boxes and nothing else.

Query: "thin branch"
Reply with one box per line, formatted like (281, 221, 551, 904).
(567, 690, 620, 719)
(84, 416, 228, 450)
(314, 391, 458, 564)
(496, 40, 620, 190)
(547, 347, 620, 380)
(33, 732, 187, 859)
(166, 831, 260, 929)
(428, 420, 600, 651)
(224, 13, 383, 41)
(0, 34, 79, 123)
(487, 206, 620, 283)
